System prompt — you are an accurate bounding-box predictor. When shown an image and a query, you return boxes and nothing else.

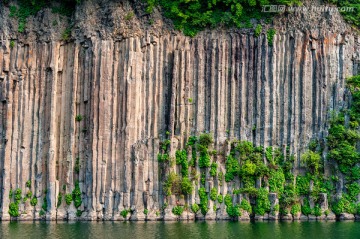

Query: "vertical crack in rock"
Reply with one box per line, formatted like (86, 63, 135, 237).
(0, 28, 359, 220)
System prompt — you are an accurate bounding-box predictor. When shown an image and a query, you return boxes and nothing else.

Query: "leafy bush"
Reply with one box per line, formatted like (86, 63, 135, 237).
(57, 193, 62, 207)
(274, 204, 280, 212)
(199, 187, 209, 215)
(296, 175, 310, 196)
(313, 204, 322, 217)
(14, 188, 22, 202)
(239, 187, 258, 196)
(199, 151, 211, 168)
(218, 171, 224, 185)
(254, 188, 271, 215)
(30, 197, 38, 206)
(164, 172, 194, 196)
(240, 161, 257, 176)
(346, 182, 360, 202)
(164, 172, 181, 196)
(191, 204, 200, 213)
(226, 204, 241, 217)
(236, 141, 254, 159)
(240, 199, 252, 213)
(72, 181, 82, 208)
(267, 28, 276, 46)
(210, 188, 217, 201)
(26, 191, 32, 198)
(172, 206, 184, 216)
(187, 136, 198, 167)
(197, 133, 214, 168)
(328, 144, 360, 174)
(254, 24, 262, 37)
(157, 153, 170, 162)
(75, 115, 83, 122)
(120, 209, 129, 218)
(187, 136, 197, 146)
(301, 198, 312, 216)
(201, 172, 206, 185)
(198, 133, 213, 147)
(268, 168, 285, 194)
(308, 139, 317, 151)
(224, 194, 232, 207)
(9, 202, 20, 217)
(181, 177, 193, 195)
(301, 150, 321, 174)
(349, 166, 360, 181)
(210, 163, 217, 177)
(280, 185, 297, 207)
(176, 149, 189, 177)
(144, 209, 149, 215)
(26, 180, 31, 188)
(265, 146, 273, 161)
(160, 139, 171, 151)
(291, 204, 301, 216)
(216, 194, 223, 203)
(332, 196, 357, 215)
(65, 193, 72, 205)
(225, 155, 240, 182)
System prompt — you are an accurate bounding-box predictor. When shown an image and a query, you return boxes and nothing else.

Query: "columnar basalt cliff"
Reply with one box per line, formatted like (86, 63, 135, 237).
(0, 0, 359, 221)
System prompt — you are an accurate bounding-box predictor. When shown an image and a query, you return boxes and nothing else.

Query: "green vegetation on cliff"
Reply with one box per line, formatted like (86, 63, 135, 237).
(145, 0, 360, 36)
(145, 0, 301, 36)
(326, 0, 360, 28)
(329, 75, 360, 215)
(160, 75, 360, 219)
(5, 0, 360, 37)
(6, 0, 79, 32)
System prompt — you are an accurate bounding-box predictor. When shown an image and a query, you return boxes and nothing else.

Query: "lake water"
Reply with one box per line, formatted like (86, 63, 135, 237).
(1, 221, 360, 239)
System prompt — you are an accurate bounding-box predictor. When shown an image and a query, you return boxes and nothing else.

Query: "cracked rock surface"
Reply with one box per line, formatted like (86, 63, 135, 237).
(0, 0, 359, 220)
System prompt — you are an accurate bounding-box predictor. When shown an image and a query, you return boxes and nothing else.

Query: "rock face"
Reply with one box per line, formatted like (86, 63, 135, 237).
(0, 0, 359, 220)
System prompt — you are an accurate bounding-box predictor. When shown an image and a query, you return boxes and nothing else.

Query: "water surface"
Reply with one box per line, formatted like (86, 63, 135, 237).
(1, 221, 359, 239)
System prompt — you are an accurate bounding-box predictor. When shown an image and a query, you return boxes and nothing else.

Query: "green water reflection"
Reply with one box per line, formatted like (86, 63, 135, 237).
(1, 220, 359, 239)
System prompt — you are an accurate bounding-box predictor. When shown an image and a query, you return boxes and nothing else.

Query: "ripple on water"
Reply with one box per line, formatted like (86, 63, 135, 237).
(1, 220, 360, 239)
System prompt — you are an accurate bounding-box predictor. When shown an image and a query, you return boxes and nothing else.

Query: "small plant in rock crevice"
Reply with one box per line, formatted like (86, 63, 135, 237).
(72, 181, 82, 208)
(8, 202, 20, 217)
(191, 204, 199, 213)
(144, 209, 149, 215)
(120, 209, 129, 218)
(210, 188, 217, 201)
(57, 193, 62, 207)
(65, 193, 72, 205)
(172, 206, 184, 216)
(75, 115, 83, 122)
(30, 197, 38, 206)
(42, 196, 48, 212)
(76, 210, 82, 217)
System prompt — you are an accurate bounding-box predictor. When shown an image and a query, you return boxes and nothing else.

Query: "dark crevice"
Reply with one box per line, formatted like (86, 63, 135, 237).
(260, 35, 267, 147)
(279, 35, 286, 147)
(268, 35, 274, 146)
(311, 47, 317, 133)
(287, 36, 295, 146)
(164, 45, 173, 134)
